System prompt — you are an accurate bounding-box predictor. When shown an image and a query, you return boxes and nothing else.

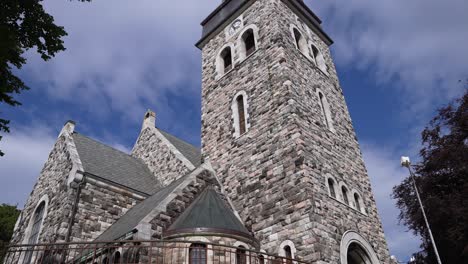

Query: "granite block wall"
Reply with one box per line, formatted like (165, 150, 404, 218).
(132, 127, 193, 186)
(10, 135, 75, 245)
(200, 0, 391, 263)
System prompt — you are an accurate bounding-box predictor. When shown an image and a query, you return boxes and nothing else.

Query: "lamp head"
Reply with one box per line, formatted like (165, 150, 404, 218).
(401, 156, 411, 167)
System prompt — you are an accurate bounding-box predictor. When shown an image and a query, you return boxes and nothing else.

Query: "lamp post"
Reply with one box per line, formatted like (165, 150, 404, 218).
(400, 156, 442, 264)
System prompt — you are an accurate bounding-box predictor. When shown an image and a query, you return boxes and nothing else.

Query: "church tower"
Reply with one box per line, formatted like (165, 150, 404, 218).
(197, 0, 392, 263)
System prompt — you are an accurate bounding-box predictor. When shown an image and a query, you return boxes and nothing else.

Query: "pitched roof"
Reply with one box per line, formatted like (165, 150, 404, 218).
(72, 133, 161, 195)
(157, 128, 201, 167)
(164, 187, 252, 239)
(95, 173, 190, 242)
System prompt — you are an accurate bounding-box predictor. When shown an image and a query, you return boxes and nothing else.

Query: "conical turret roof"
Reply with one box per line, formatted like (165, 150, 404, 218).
(164, 187, 253, 240)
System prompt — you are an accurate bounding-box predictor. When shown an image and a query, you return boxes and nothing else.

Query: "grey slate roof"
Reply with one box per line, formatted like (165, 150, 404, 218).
(157, 128, 201, 167)
(72, 133, 161, 195)
(95, 174, 190, 242)
(166, 187, 251, 237)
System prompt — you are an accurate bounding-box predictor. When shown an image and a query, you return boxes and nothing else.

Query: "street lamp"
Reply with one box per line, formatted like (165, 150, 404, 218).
(400, 156, 442, 264)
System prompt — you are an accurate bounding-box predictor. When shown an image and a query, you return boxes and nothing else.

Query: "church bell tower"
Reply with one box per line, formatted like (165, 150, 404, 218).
(197, 0, 392, 263)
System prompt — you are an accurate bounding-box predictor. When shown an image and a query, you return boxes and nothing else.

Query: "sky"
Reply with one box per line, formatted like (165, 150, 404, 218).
(1, 0, 467, 262)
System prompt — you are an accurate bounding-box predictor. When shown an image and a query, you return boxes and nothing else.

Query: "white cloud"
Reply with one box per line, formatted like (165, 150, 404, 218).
(309, 0, 468, 116)
(361, 142, 421, 261)
(22, 0, 216, 123)
(0, 125, 57, 207)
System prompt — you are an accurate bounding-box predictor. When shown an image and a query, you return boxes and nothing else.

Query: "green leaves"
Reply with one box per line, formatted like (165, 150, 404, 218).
(0, 203, 20, 261)
(392, 88, 468, 264)
(0, 0, 68, 156)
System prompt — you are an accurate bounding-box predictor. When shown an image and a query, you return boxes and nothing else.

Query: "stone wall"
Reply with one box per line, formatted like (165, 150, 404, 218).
(132, 127, 193, 186)
(10, 135, 75, 244)
(68, 182, 141, 242)
(200, 0, 391, 263)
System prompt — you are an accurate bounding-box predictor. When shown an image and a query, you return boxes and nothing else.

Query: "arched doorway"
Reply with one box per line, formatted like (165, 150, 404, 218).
(340, 231, 380, 264)
(347, 243, 372, 264)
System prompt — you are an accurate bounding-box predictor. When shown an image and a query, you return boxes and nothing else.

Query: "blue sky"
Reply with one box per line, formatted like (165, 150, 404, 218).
(1, 0, 467, 262)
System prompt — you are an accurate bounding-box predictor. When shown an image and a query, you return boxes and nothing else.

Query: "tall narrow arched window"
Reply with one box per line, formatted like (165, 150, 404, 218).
(316, 90, 334, 132)
(237, 95, 246, 135)
(112, 251, 121, 264)
(236, 246, 247, 264)
(24, 201, 46, 263)
(221, 47, 233, 73)
(311, 44, 328, 74)
(292, 28, 308, 55)
(327, 178, 336, 199)
(232, 91, 249, 138)
(189, 243, 207, 264)
(354, 193, 362, 213)
(283, 246, 293, 264)
(258, 255, 265, 264)
(342, 186, 350, 205)
(242, 29, 256, 57)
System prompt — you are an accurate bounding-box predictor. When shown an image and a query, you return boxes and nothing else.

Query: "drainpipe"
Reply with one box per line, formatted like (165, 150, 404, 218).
(65, 172, 85, 243)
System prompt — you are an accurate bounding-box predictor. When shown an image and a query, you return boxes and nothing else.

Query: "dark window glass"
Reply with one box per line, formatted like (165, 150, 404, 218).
(328, 178, 336, 198)
(243, 29, 256, 56)
(190, 243, 207, 264)
(23, 202, 46, 264)
(293, 29, 302, 50)
(237, 95, 246, 135)
(284, 246, 293, 264)
(113, 252, 121, 263)
(354, 193, 361, 212)
(342, 186, 349, 205)
(318, 92, 330, 129)
(236, 246, 246, 264)
(222, 47, 233, 72)
(311, 45, 319, 63)
(258, 255, 265, 264)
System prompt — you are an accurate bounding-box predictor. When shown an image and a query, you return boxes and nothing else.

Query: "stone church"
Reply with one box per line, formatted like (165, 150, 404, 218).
(8, 0, 393, 263)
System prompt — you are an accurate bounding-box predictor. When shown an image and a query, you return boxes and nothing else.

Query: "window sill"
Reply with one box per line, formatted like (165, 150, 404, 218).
(296, 49, 330, 78)
(216, 49, 260, 82)
(238, 48, 259, 65)
(328, 195, 367, 216)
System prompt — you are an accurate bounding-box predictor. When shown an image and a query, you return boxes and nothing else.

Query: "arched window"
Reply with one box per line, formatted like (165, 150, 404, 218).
(232, 91, 249, 138)
(24, 201, 46, 263)
(292, 28, 308, 55)
(341, 186, 350, 205)
(221, 47, 233, 73)
(317, 91, 334, 131)
(189, 243, 207, 264)
(112, 251, 121, 264)
(237, 95, 246, 135)
(327, 178, 336, 199)
(311, 44, 328, 74)
(258, 255, 265, 264)
(347, 243, 373, 264)
(354, 193, 362, 212)
(283, 246, 293, 264)
(236, 246, 247, 264)
(242, 29, 256, 57)
(102, 256, 109, 264)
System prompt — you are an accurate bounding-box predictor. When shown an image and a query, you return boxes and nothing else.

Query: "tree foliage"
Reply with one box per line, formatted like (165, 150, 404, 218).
(0, 0, 68, 156)
(0, 204, 21, 262)
(392, 88, 468, 263)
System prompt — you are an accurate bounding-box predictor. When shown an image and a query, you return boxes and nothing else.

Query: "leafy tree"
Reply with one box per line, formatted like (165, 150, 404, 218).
(0, 204, 21, 262)
(0, 0, 68, 156)
(392, 88, 468, 263)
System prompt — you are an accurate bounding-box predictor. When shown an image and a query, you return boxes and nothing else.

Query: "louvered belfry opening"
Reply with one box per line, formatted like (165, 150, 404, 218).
(237, 95, 246, 135)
